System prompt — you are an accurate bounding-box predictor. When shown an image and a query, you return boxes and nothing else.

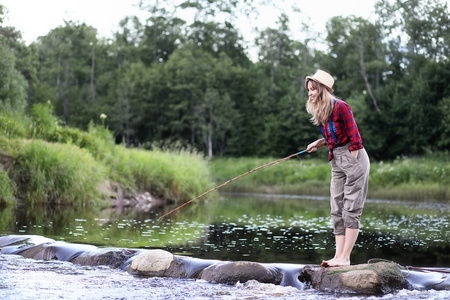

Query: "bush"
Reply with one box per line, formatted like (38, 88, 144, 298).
(83, 121, 115, 160)
(11, 140, 106, 206)
(30, 102, 58, 140)
(30, 102, 115, 160)
(0, 108, 31, 138)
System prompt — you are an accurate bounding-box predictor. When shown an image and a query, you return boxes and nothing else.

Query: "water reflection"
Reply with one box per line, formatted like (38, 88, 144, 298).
(1, 193, 449, 268)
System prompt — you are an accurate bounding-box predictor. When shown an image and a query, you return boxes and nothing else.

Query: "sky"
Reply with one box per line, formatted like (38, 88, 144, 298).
(1, 0, 379, 47)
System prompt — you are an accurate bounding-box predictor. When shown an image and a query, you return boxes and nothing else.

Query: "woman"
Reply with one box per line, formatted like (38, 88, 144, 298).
(304, 70, 370, 267)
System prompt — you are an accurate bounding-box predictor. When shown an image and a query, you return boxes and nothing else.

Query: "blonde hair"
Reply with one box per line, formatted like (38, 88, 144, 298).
(305, 79, 334, 126)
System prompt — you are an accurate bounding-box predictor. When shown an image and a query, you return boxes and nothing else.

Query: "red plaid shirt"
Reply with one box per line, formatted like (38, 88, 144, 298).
(322, 100, 363, 160)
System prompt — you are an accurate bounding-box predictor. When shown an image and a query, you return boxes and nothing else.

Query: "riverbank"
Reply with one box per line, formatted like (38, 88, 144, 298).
(210, 154, 450, 201)
(0, 103, 213, 207)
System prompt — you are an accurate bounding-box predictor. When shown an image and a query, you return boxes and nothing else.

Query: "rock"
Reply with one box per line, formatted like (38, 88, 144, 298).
(433, 276, 450, 290)
(17, 241, 97, 261)
(176, 256, 218, 278)
(302, 264, 410, 295)
(199, 261, 282, 285)
(0, 235, 54, 251)
(18, 243, 57, 260)
(128, 249, 184, 278)
(72, 248, 139, 269)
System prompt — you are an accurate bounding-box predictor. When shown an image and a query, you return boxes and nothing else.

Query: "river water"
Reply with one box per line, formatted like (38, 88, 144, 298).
(1, 193, 449, 299)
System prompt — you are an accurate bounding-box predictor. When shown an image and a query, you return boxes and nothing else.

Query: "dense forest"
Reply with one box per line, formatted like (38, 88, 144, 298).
(1, 0, 449, 161)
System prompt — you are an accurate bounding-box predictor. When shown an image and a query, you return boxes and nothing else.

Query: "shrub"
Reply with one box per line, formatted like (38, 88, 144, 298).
(30, 102, 58, 140)
(0, 108, 31, 138)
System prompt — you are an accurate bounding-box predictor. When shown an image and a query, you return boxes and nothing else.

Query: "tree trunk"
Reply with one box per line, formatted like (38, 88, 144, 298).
(207, 106, 213, 159)
(62, 59, 70, 122)
(358, 39, 381, 114)
(91, 44, 96, 103)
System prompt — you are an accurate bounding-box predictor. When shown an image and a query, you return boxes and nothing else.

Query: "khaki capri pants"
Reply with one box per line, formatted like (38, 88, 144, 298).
(330, 143, 370, 235)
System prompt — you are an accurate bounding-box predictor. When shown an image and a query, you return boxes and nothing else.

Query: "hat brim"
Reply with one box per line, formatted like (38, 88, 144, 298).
(305, 76, 334, 93)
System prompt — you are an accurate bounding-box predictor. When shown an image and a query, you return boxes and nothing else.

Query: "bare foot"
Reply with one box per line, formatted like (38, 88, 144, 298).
(325, 258, 350, 267)
(321, 258, 335, 267)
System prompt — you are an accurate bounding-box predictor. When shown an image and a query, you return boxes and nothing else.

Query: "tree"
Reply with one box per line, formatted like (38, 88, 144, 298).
(35, 21, 98, 125)
(0, 6, 28, 111)
(0, 46, 28, 110)
(253, 14, 314, 156)
(325, 16, 387, 113)
(375, 0, 450, 62)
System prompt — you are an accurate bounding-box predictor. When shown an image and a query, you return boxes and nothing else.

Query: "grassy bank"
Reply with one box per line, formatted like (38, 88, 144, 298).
(210, 153, 450, 201)
(0, 104, 212, 207)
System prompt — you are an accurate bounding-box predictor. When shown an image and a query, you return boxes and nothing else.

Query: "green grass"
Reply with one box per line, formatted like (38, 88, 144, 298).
(10, 140, 106, 206)
(210, 154, 450, 201)
(209, 156, 331, 196)
(105, 145, 212, 202)
(0, 171, 15, 206)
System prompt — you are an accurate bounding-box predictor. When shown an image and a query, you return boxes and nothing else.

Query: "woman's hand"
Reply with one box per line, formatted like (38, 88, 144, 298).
(350, 150, 359, 159)
(306, 139, 325, 153)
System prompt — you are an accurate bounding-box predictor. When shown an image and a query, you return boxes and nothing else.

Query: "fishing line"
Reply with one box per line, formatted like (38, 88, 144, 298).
(158, 144, 325, 220)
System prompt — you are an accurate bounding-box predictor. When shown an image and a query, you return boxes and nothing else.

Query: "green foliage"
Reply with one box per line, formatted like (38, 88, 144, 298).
(30, 102, 115, 159)
(11, 140, 105, 206)
(370, 155, 450, 186)
(30, 101, 58, 139)
(105, 146, 211, 202)
(0, 46, 28, 111)
(0, 107, 31, 138)
(0, 171, 15, 206)
(438, 97, 450, 149)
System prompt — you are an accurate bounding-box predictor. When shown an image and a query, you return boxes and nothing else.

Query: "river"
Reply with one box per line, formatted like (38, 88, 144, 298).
(1, 193, 449, 299)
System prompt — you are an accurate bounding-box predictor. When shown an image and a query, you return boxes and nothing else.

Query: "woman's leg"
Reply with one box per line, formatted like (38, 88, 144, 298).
(323, 228, 359, 266)
(322, 158, 346, 266)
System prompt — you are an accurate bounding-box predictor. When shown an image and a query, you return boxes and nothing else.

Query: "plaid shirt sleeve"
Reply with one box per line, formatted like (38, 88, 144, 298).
(323, 100, 363, 160)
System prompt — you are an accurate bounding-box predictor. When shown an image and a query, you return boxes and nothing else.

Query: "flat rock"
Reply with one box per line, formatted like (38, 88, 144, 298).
(302, 264, 410, 295)
(200, 261, 282, 285)
(72, 248, 139, 268)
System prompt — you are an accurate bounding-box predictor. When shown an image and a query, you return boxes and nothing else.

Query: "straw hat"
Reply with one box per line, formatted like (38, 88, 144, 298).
(305, 69, 334, 93)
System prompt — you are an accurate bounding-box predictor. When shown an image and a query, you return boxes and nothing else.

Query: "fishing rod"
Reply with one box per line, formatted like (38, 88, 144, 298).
(158, 144, 326, 220)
